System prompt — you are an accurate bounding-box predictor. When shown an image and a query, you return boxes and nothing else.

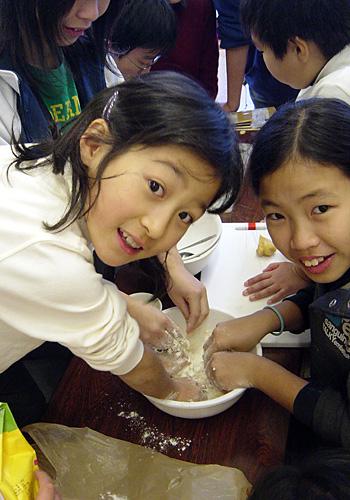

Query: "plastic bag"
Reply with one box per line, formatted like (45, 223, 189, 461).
(0, 403, 39, 499)
(25, 423, 251, 500)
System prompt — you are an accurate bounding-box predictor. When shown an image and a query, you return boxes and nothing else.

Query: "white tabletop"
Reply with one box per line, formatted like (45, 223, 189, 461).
(201, 223, 310, 347)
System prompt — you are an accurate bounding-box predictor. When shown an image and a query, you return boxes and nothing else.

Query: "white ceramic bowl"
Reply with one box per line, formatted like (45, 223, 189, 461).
(129, 292, 162, 311)
(181, 240, 220, 276)
(144, 307, 262, 419)
(177, 213, 222, 275)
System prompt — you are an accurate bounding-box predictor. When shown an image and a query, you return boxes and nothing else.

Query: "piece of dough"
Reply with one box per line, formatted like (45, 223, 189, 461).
(256, 234, 276, 257)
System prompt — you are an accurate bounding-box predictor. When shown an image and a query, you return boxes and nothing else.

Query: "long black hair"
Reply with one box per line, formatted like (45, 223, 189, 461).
(11, 71, 242, 297)
(13, 71, 242, 231)
(0, 0, 124, 145)
(0, 0, 119, 92)
(0, 0, 118, 64)
(0, 0, 75, 67)
(248, 98, 350, 195)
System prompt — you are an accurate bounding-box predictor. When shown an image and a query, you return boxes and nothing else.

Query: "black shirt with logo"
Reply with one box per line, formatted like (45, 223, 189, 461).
(286, 267, 350, 447)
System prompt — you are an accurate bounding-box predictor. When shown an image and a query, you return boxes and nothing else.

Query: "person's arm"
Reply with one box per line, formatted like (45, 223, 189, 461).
(121, 292, 174, 347)
(204, 299, 305, 362)
(222, 45, 249, 112)
(7, 242, 202, 400)
(207, 351, 308, 412)
(294, 376, 350, 447)
(208, 352, 350, 446)
(119, 344, 202, 401)
(214, 0, 250, 111)
(204, 298, 310, 413)
(159, 247, 209, 332)
(243, 261, 312, 303)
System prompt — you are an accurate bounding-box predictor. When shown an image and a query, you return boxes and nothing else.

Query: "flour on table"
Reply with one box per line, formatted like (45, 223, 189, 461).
(117, 408, 191, 454)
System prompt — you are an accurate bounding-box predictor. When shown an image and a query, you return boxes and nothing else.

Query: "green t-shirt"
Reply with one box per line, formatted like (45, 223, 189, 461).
(29, 60, 81, 129)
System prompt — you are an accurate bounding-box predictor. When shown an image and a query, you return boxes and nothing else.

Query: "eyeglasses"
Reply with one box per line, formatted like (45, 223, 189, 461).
(125, 53, 162, 71)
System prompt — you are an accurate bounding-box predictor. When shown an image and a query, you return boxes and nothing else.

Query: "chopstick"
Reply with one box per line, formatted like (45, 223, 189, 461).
(178, 234, 217, 252)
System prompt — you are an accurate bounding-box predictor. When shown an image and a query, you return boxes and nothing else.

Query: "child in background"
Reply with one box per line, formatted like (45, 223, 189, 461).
(214, 0, 297, 112)
(0, 71, 242, 426)
(152, 0, 219, 100)
(105, 0, 176, 84)
(240, 0, 350, 103)
(204, 98, 350, 448)
(248, 448, 350, 500)
(0, 0, 115, 144)
(239, 0, 350, 303)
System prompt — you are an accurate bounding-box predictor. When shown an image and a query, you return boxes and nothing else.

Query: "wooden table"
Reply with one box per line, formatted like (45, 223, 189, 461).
(44, 346, 302, 485)
(44, 210, 303, 485)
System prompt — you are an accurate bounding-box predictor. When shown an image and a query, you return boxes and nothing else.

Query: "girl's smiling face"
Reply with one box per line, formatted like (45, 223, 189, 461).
(81, 140, 220, 267)
(259, 159, 350, 283)
(59, 0, 110, 46)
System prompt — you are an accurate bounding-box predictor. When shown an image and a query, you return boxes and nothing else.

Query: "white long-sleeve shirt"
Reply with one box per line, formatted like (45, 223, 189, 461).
(297, 44, 350, 104)
(0, 146, 143, 375)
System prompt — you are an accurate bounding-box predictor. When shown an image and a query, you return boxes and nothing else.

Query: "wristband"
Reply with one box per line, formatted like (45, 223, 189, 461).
(263, 305, 285, 336)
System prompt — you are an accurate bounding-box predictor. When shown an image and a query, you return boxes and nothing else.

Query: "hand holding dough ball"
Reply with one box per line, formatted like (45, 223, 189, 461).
(256, 235, 276, 257)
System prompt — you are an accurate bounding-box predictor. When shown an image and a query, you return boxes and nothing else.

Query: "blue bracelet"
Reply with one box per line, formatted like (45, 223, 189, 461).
(263, 305, 285, 336)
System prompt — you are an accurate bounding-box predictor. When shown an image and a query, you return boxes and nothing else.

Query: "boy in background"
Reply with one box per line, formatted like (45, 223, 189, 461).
(214, 0, 297, 112)
(106, 0, 176, 84)
(240, 0, 350, 104)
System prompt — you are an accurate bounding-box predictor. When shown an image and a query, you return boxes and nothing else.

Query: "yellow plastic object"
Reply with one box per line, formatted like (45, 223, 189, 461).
(0, 403, 39, 499)
(256, 235, 276, 257)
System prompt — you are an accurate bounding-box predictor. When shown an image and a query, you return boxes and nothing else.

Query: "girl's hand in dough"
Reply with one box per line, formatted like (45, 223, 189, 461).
(170, 378, 204, 402)
(125, 295, 174, 348)
(203, 315, 266, 364)
(205, 351, 258, 391)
